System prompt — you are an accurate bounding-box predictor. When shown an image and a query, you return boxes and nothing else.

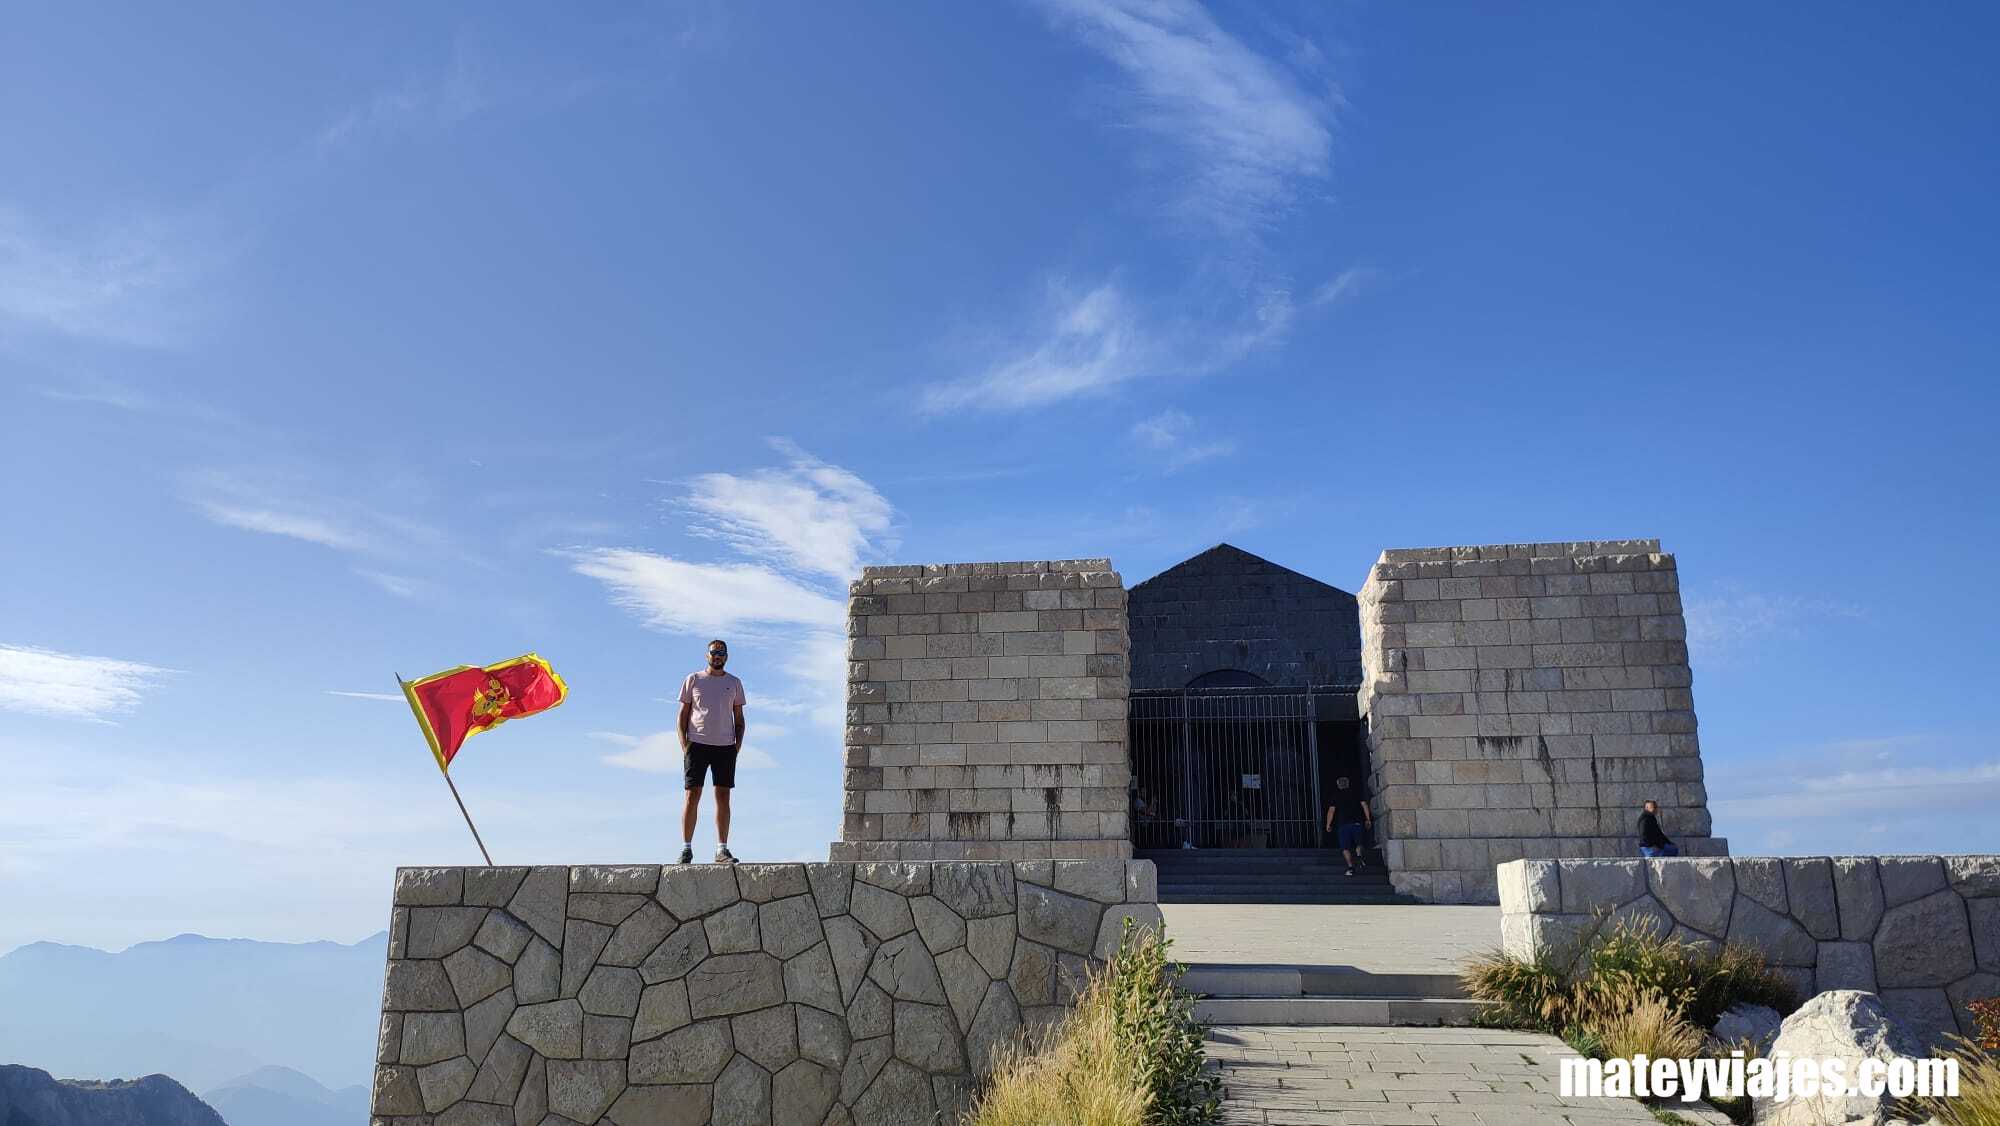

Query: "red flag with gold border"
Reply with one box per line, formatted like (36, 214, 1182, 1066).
(400, 654, 567, 773)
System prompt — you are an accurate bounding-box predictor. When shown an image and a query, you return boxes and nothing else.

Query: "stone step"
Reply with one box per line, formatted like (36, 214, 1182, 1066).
(1159, 891, 1418, 904)
(1181, 964, 1467, 999)
(1157, 870, 1394, 883)
(1192, 996, 1487, 1026)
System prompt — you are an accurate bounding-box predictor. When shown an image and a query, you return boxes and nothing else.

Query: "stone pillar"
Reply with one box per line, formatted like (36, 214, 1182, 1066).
(832, 559, 1132, 862)
(1358, 539, 1725, 904)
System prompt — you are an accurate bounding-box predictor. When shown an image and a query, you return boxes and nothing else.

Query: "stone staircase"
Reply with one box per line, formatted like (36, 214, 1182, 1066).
(1140, 848, 1420, 905)
(1182, 963, 1487, 1026)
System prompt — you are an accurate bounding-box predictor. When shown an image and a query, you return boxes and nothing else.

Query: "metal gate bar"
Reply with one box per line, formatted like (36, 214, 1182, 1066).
(1129, 688, 1329, 849)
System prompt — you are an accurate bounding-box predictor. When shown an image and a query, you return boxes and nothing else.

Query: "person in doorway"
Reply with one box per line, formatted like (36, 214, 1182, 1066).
(1323, 774, 1373, 877)
(1638, 799, 1679, 858)
(678, 639, 746, 864)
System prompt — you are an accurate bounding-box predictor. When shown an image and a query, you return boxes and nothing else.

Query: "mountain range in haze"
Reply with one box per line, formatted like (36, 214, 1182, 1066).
(0, 1065, 226, 1126)
(0, 932, 386, 1096)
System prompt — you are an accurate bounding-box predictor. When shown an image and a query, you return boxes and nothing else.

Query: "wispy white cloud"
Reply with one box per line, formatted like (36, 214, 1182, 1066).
(193, 501, 372, 552)
(592, 729, 783, 774)
(923, 282, 1144, 412)
(317, 41, 487, 153)
(181, 470, 455, 582)
(684, 438, 896, 581)
(0, 645, 172, 722)
(1130, 407, 1234, 472)
(1308, 266, 1376, 309)
(571, 442, 892, 735)
(1683, 584, 1866, 659)
(0, 205, 212, 346)
(354, 570, 423, 599)
(1034, 0, 1336, 237)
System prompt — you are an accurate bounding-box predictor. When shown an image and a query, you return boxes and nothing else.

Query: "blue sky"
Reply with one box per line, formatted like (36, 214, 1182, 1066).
(2, 1, 1994, 953)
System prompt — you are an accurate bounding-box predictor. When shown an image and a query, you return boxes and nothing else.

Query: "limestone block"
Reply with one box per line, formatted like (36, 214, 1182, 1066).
(824, 916, 876, 1005)
(759, 895, 824, 960)
(629, 1019, 734, 1084)
(384, 960, 460, 1012)
(417, 1055, 477, 1113)
(1725, 897, 1816, 967)
(638, 924, 709, 985)
(571, 865, 661, 896)
(1559, 860, 1644, 915)
(472, 911, 533, 964)
(546, 1059, 625, 1123)
(1732, 858, 1787, 915)
(464, 1031, 531, 1104)
(508, 867, 569, 947)
(738, 864, 809, 903)
(1609, 894, 1674, 939)
(659, 865, 742, 921)
(1014, 860, 1054, 887)
(397, 867, 464, 906)
(1710, 1003, 1782, 1056)
(965, 915, 1016, 980)
(1094, 904, 1164, 960)
(849, 882, 916, 942)
(1879, 987, 1962, 1051)
(408, 907, 489, 959)
(853, 1059, 935, 1126)
(927, 865, 1013, 922)
(444, 945, 510, 1008)
(633, 980, 691, 1043)
(839, 1035, 892, 1106)
(894, 1001, 967, 1073)
(372, 1064, 424, 1115)
(463, 867, 529, 907)
(1947, 855, 2000, 897)
(772, 1059, 839, 1126)
(1670, 924, 1722, 957)
(580, 965, 643, 1018)
(1125, 860, 1156, 903)
(688, 953, 787, 1019)
(1018, 883, 1102, 957)
(1052, 859, 1125, 904)
(1972, 897, 2000, 972)
(848, 979, 892, 1041)
(1874, 889, 1976, 987)
(705, 901, 762, 955)
(606, 1083, 710, 1126)
(507, 999, 582, 1059)
(868, 932, 947, 1005)
(463, 984, 515, 1064)
(1496, 860, 1558, 914)
(1783, 857, 1839, 939)
(1008, 940, 1056, 1007)
(599, 902, 675, 968)
(732, 1005, 799, 1072)
(965, 981, 1022, 1077)
(1878, 856, 1948, 907)
(1648, 860, 1728, 940)
(910, 896, 966, 955)
(560, 920, 613, 998)
(1816, 942, 1876, 992)
(377, 1012, 402, 1065)
(936, 947, 985, 1032)
(807, 864, 855, 917)
(401, 1011, 467, 1066)
(1832, 858, 1884, 940)
(714, 1054, 772, 1126)
(515, 1053, 547, 1125)
(584, 1014, 632, 1060)
(567, 894, 646, 926)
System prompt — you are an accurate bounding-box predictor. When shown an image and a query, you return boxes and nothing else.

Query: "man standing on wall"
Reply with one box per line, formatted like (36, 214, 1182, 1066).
(1323, 774, 1373, 878)
(679, 639, 746, 864)
(1637, 798, 1679, 858)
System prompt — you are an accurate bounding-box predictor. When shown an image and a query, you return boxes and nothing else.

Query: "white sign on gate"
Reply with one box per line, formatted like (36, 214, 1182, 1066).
(1240, 773, 1262, 789)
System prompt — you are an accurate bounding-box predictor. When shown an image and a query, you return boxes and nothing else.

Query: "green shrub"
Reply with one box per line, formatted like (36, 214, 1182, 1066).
(1100, 924, 1220, 1125)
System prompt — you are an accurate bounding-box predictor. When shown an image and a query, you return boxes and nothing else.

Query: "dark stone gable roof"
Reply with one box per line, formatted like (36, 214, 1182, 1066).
(1126, 544, 1363, 690)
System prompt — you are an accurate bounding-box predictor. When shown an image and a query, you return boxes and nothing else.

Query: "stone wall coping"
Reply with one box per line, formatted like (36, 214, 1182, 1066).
(859, 559, 1114, 578)
(1376, 540, 1662, 565)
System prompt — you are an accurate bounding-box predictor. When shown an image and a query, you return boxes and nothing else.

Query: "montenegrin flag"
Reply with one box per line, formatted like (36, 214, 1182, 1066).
(400, 654, 568, 773)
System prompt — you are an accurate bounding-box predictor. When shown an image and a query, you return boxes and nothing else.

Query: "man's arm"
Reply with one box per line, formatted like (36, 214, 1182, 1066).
(733, 701, 745, 745)
(1361, 799, 1372, 826)
(679, 701, 693, 750)
(1323, 805, 1335, 832)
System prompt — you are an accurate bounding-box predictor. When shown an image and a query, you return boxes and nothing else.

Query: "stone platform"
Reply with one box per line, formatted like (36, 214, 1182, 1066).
(370, 859, 1160, 1126)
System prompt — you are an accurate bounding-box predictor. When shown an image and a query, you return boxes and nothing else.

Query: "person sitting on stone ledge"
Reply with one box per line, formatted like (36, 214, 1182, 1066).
(1638, 798, 1679, 858)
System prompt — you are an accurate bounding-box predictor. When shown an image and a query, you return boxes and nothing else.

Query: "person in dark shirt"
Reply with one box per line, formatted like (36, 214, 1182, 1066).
(1322, 774, 1373, 877)
(1638, 799, 1679, 858)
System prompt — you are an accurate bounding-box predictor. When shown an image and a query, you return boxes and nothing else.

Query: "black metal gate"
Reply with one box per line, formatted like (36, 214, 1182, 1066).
(1129, 687, 1356, 850)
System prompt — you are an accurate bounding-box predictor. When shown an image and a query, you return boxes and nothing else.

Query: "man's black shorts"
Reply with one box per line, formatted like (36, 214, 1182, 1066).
(684, 742, 739, 790)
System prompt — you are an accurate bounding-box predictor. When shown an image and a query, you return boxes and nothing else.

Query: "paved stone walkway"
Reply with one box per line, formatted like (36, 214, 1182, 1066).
(1206, 1024, 1718, 1126)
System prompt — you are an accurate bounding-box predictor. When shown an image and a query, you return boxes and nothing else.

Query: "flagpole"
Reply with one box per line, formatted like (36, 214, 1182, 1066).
(399, 674, 494, 866)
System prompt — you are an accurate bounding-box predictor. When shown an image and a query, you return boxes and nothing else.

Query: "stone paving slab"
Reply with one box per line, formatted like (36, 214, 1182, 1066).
(1207, 1024, 1730, 1126)
(1163, 905, 1499, 974)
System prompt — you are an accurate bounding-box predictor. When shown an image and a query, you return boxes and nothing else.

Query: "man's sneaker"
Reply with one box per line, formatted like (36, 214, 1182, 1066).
(677, 845, 693, 865)
(1345, 866, 1356, 877)
(715, 846, 738, 864)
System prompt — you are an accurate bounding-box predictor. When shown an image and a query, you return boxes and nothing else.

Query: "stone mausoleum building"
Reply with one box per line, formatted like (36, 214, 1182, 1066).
(835, 539, 1724, 905)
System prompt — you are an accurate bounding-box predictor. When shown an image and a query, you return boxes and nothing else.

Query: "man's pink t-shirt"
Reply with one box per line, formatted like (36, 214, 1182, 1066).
(680, 671, 745, 746)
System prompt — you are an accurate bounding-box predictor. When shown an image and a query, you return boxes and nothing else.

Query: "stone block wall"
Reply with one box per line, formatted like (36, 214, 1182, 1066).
(372, 859, 1161, 1126)
(836, 560, 1131, 863)
(1497, 856, 2000, 1049)
(1126, 543, 1362, 690)
(1357, 540, 1725, 904)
